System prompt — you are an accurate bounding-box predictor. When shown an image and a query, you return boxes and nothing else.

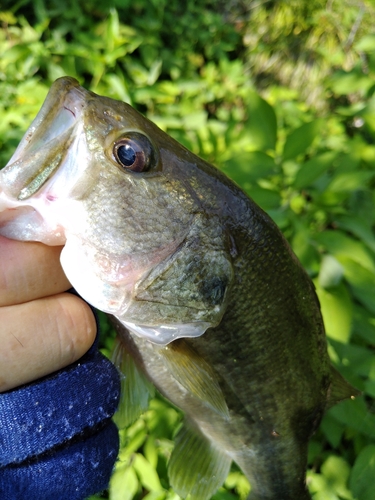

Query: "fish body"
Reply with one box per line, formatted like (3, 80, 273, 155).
(0, 78, 358, 500)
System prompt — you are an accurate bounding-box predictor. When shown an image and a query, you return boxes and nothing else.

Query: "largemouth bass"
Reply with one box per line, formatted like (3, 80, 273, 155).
(0, 77, 358, 500)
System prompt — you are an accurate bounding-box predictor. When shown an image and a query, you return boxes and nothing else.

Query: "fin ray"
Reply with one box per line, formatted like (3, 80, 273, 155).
(169, 422, 231, 500)
(160, 339, 229, 418)
(112, 338, 155, 428)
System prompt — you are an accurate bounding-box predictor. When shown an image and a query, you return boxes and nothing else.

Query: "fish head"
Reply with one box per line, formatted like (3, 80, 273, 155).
(0, 77, 233, 344)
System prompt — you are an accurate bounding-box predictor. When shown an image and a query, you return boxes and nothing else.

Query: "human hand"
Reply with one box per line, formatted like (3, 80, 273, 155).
(0, 236, 97, 392)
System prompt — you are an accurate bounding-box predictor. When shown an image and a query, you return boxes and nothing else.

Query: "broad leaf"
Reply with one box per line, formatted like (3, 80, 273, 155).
(282, 119, 323, 161)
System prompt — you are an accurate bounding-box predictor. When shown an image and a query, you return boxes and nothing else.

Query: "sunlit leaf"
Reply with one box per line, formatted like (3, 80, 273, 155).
(142, 491, 167, 500)
(133, 453, 163, 492)
(339, 257, 375, 314)
(243, 92, 277, 151)
(314, 280, 352, 343)
(144, 435, 159, 469)
(355, 35, 375, 52)
(329, 70, 374, 95)
(318, 255, 344, 289)
(308, 455, 353, 500)
(335, 215, 375, 254)
(314, 231, 375, 273)
(110, 465, 139, 500)
(282, 119, 323, 160)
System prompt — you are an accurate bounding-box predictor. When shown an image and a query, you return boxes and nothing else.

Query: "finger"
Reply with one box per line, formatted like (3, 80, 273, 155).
(0, 236, 71, 306)
(0, 293, 97, 392)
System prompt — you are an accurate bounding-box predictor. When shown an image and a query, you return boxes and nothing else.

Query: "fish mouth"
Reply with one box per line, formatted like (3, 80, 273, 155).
(0, 77, 90, 244)
(0, 77, 87, 201)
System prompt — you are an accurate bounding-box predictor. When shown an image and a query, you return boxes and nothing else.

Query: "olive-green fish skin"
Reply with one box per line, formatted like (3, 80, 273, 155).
(112, 179, 328, 500)
(0, 77, 358, 500)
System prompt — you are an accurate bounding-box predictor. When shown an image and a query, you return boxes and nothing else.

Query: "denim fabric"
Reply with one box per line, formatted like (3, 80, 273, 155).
(0, 310, 121, 499)
(0, 420, 119, 500)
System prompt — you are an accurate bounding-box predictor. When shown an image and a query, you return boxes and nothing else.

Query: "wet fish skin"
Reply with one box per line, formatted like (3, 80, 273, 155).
(0, 77, 358, 500)
(111, 179, 327, 500)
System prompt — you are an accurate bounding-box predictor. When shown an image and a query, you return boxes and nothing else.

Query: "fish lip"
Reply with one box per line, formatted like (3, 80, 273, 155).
(7, 77, 83, 165)
(1, 77, 89, 200)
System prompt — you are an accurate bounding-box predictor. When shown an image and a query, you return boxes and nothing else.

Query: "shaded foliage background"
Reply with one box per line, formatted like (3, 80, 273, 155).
(1, 0, 375, 498)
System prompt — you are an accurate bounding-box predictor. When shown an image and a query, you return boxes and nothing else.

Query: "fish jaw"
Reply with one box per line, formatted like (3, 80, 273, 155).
(0, 78, 89, 245)
(0, 77, 85, 200)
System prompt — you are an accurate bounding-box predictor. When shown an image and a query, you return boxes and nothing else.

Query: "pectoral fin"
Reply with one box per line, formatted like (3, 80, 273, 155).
(112, 338, 154, 428)
(160, 339, 229, 418)
(169, 422, 231, 500)
(326, 365, 361, 409)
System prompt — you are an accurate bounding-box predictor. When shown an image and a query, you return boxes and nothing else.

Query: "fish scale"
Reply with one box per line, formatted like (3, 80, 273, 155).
(0, 77, 359, 500)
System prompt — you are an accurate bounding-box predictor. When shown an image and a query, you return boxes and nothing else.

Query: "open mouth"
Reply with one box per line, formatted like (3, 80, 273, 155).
(0, 78, 89, 244)
(0, 78, 86, 201)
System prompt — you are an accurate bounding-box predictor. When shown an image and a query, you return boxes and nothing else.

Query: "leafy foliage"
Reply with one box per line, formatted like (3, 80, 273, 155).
(2, 0, 375, 498)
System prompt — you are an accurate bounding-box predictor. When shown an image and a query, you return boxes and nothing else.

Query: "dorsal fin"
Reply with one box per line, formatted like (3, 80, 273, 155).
(326, 365, 361, 410)
(112, 338, 154, 428)
(160, 339, 229, 418)
(168, 422, 231, 500)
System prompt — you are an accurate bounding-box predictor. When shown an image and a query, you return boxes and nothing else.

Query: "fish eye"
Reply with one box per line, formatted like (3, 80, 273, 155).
(113, 133, 156, 173)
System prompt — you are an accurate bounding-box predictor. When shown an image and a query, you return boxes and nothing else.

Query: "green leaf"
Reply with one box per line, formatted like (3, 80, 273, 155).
(282, 119, 322, 161)
(355, 35, 375, 52)
(320, 413, 345, 448)
(148, 60, 163, 85)
(329, 70, 374, 95)
(291, 228, 320, 272)
(221, 151, 276, 185)
(117, 421, 148, 462)
(144, 435, 159, 469)
(327, 171, 374, 192)
(146, 398, 181, 437)
(335, 215, 375, 254)
(110, 466, 139, 500)
(307, 455, 353, 500)
(328, 397, 375, 440)
(247, 187, 281, 210)
(352, 305, 375, 345)
(243, 92, 277, 151)
(314, 231, 375, 273)
(350, 445, 375, 500)
(224, 472, 250, 500)
(293, 151, 336, 189)
(318, 255, 344, 289)
(142, 492, 167, 500)
(133, 453, 163, 492)
(339, 257, 375, 314)
(314, 280, 352, 343)
(320, 456, 352, 499)
(329, 340, 374, 380)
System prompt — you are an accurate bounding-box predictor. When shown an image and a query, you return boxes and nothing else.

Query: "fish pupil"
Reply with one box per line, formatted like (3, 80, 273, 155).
(113, 132, 156, 172)
(117, 145, 136, 167)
